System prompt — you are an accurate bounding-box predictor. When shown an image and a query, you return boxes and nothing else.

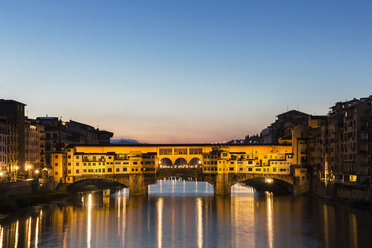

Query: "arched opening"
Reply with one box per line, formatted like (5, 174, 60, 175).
(174, 158, 188, 168)
(241, 177, 293, 195)
(149, 176, 214, 194)
(67, 179, 126, 192)
(159, 158, 173, 168)
(189, 157, 202, 168)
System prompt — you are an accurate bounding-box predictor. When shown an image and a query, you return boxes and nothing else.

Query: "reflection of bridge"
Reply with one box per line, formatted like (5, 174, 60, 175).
(53, 144, 309, 196)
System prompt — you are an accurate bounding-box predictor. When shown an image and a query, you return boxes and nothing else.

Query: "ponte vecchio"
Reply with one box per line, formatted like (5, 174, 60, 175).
(52, 144, 309, 196)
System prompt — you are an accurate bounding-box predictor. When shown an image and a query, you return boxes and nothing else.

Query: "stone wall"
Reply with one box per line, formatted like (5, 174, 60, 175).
(0, 177, 55, 197)
(312, 178, 372, 207)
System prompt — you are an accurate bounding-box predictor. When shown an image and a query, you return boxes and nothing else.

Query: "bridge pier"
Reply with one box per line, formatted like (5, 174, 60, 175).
(293, 177, 310, 196)
(129, 174, 148, 196)
(214, 174, 231, 196)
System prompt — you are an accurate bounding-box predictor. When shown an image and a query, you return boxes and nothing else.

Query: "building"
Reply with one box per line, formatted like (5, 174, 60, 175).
(322, 97, 372, 185)
(51, 144, 295, 184)
(37, 117, 114, 168)
(266, 96, 372, 187)
(24, 118, 45, 174)
(0, 117, 9, 174)
(0, 100, 26, 170)
(261, 110, 310, 144)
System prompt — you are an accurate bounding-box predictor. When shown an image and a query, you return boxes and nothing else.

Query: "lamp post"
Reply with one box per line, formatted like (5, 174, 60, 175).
(25, 164, 33, 178)
(14, 166, 19, 181)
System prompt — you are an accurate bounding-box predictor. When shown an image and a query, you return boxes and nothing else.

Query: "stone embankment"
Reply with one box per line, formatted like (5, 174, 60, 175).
(312, 178, 372, 209)
(0, 177, 68, 214)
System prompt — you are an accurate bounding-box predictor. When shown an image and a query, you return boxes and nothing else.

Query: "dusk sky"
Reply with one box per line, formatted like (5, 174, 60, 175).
(1, 1, 372, 143)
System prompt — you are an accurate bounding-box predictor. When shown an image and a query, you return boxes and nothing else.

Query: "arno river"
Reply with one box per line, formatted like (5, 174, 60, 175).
(1, 179, 372, 248)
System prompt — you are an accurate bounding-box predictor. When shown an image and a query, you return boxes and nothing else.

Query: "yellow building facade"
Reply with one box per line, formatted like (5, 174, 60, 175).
(52, 144, 299, 184)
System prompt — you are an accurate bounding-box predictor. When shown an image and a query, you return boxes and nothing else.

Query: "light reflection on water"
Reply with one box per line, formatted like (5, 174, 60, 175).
(0, 179, 372, 248)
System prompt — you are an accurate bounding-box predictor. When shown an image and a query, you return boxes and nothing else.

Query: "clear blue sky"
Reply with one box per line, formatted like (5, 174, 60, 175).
(1, 1, 371, 143)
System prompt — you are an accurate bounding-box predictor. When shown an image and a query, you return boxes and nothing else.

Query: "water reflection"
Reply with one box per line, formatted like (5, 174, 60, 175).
(0, 180, 372, 248)
(157, 198, 163, 248)
(266, 192, 273, 248)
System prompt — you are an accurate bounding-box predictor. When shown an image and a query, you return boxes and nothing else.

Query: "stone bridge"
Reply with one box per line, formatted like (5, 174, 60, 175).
(66, 168, 309, 196)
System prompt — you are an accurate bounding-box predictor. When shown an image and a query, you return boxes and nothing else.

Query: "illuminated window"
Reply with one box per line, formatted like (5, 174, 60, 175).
(159, 148, 172, 155)
(190, 148, 202, 155)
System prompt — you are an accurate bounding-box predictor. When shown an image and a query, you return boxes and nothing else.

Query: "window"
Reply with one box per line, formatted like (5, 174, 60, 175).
(102, 169, 105, 173)
(189, 148, 202, 155)
(174, 148, 187, 155)
(108, 168, 112, 172)
(55, 155, 58, 158)
(55, 163, 58, 166)
(55, 172, 58, 175)
(116, 168, 120, 172)
(123, 168, 127, 171)
(248, 168, 253, 172)
(133, 162, 137, 165)
(75, 156, 79, 159)
(83, 169, 87, 173)
(159, 148, 172, 155)
(76, 169, 79, 173)
(68, 170, 71, 174)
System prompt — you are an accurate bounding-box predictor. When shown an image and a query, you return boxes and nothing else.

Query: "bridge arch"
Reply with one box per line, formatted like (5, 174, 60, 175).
(66, 178, 127, 192)
(159, 158, 173, 168)
(230, 174, 294, 194)
(174, 158, 188, 168)
(189, 157, 202, 168)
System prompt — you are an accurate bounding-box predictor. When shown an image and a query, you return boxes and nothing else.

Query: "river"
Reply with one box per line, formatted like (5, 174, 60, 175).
(1, 179, 372, 248)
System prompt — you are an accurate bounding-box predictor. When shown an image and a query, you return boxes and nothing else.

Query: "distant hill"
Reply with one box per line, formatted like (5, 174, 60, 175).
(110, 139, 144, 144)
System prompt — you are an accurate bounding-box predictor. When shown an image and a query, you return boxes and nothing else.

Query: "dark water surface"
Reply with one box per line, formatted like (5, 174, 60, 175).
(1, 179, 372, 248)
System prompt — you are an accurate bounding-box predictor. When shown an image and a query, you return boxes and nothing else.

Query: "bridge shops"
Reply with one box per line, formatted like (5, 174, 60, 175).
(52, 144, 309, 196)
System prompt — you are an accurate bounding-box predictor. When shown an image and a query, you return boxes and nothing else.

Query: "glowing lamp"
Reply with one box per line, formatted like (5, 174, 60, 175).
(265, 178, 273, 184)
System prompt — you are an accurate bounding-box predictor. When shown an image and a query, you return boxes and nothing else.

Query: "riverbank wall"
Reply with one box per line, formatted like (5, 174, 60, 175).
(312, 178, 372, 208)
(0, 177, 56, 197)
(0, 177, 66, 213)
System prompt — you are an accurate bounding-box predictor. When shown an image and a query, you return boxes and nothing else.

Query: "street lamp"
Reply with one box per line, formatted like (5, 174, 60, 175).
(265, 178, 273, 184)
